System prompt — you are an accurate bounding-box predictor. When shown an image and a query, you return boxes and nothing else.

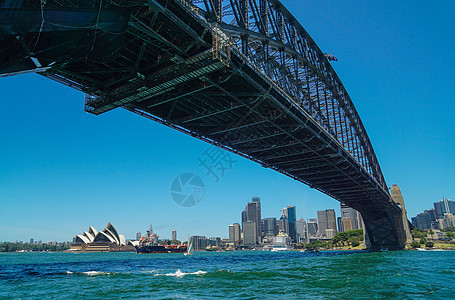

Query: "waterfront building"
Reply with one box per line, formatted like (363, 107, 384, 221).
(438, 213, 455, 229)
(307, 219, 318, 237)
(434, 197, 455, 219)
(136, 232, 141, 241)
(296, 218, 307, 243)
(190, 236, 208, 250)
(325, 229, 336, 239)
(72, 223, 128, 252)
(30, 238, 34, 244)
(342, 218, 354, 231)
(242, 220, 257, 246)
(263, 218, 277, 239)
(412, 211, 432, 230)
(282, 205, 297, 242)
(229, 223, 241, 246)
(171, 230, 177, 241)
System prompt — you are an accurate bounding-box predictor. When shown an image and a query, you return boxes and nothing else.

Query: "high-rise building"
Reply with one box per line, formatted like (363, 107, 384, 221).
(434, 197, 455, 219)
(340, 203, 362, 231)
(190, 236, 208, 250)
(30, 238, 34, 244)
(172, 230, 177, 241)
(229, 223, 241, 246)
(242, 220, 257, 246)
(337, 217, 344, 232)
(342, 218, 354, 231)
(317, 211, 327, 236)
(438, 213, 455, 229)
(136, 232, 141, 241)
(263, 218, 277, 239)
(412, 212, 431, 230)
(317, 209, 337, 237)
(307, 219, 318, 237)
(242, 197, 262, 243)
(283, 205, 297, 242)
(296, 218, 307, 243)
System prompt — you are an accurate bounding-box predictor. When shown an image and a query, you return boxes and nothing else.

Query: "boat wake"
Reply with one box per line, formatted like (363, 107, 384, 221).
(154, 269, 207, 277)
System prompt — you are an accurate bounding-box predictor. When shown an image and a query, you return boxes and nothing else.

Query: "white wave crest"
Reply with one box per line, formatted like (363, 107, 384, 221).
(154, 269, 207, 277)
(82, 271, 110, 276)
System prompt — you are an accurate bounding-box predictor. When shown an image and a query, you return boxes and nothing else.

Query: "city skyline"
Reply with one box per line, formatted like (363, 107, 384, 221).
(1, 0, 454, 242)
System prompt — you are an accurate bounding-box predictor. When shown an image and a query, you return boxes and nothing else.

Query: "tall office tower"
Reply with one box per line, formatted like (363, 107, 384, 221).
(242, 197, 262, 243)
(278, 215, 287, 233)
(317, 209, 337, 237)
(326, 209, 337, 233)
(438, 213, 455, 229)
(30, 238, 34, 244)
(136, 232, 141, 241)
(171, 230, 177, 241)
(282, 205, 297, 242)
(264, 218, 277, 239)
(252, 197, 262, 242)
(337, 217, 344, 232)
(434, 197, 455, 219)
(317, 211, 328, 236)
(342, 218, 354, 231)
(229, 223, 241, 246)
(242, 220, 257, 246)
(340, 203, 362, 230)
(296, 218, 307, 243)
(307, 219, 318, 237)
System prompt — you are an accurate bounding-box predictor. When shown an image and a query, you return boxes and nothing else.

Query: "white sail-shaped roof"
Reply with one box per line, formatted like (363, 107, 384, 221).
(75, 235, 90, 244)
(93, 231, 116, 244)
(83, 231, 94, 242)
(88, 226, 98, 237)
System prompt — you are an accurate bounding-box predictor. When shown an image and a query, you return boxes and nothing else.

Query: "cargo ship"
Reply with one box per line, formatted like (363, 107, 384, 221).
(135, 225, 187, 254)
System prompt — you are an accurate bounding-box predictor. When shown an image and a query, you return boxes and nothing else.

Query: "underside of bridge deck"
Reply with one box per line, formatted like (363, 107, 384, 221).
(0, 0, 410, 249)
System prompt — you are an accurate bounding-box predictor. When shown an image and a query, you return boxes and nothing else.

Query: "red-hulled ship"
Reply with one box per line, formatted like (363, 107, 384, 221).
(135, 225, 187, 254)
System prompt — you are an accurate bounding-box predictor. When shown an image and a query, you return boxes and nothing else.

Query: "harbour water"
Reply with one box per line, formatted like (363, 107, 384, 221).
(1, 250, 454, 299)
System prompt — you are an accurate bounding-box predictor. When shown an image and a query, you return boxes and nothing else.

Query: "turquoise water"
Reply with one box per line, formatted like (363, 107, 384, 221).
(1, 250, 454, 299)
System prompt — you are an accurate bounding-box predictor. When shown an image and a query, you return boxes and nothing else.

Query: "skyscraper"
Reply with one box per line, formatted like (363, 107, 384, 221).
(340, 203, 361, 231)
(296, 218, 307, 243)
(307, 219, 318, 237)
(242, 220, 257, 246)
(242, 197, 262, 243)
(263, 217, 277, 239)
(229, 223, 241, 246)
(283, 205, 297, 242)
(434, 197, 455, 219)
(171, 230, 177, 241)
(317, 209, 337, 237)
(136, 232, 141, 241)
(317, 211, 327, 236)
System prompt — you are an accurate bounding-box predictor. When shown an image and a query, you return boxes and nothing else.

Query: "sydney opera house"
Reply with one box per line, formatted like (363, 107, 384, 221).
(71, 222, 135, 252)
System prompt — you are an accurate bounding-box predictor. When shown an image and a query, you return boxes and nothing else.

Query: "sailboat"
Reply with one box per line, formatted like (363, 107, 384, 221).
(184, 235, 194, 256)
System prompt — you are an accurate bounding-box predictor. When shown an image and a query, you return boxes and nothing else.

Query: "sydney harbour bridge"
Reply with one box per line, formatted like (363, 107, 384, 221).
(0, 0, 411, 249)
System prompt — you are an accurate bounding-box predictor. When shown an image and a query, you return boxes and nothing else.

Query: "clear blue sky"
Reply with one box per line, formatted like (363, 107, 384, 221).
(1, 0, 454, 242)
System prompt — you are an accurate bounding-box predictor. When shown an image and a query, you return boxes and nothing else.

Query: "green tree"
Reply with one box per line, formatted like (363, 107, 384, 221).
(411, 241, 420, 248)
(420, 237, 427, 244)
(446, 232, 455, 240)
(425, 241, 434, 248)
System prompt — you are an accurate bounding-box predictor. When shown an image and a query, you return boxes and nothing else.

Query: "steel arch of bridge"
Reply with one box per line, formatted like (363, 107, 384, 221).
(0, 0, 409, 249)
